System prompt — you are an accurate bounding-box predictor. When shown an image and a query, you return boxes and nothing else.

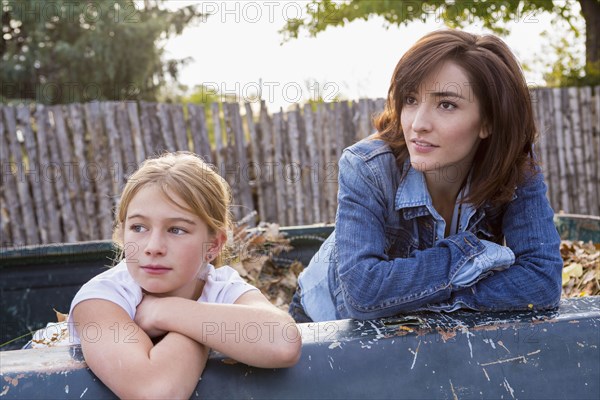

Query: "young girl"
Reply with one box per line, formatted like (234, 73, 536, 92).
(69, 152, 301, 399)
(290, 29, 563, 322)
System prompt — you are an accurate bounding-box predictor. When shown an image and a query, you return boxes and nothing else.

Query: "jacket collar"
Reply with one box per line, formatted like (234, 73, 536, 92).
(395, 161, 477, 228)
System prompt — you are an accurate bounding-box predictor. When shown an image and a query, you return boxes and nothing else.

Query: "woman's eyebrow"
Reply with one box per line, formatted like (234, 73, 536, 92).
(430, 91, 466, 100)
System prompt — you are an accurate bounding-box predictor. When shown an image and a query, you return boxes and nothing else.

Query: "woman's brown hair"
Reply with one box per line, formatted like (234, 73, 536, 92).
(374, 29, 537, 208)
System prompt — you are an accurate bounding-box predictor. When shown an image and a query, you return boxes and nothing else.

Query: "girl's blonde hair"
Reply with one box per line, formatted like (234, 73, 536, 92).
(112, 151, 232, 266)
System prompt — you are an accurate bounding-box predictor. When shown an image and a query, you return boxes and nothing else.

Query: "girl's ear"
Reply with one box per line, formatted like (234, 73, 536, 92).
(212, 231, 226, 252)
(206, 231, 226, 261)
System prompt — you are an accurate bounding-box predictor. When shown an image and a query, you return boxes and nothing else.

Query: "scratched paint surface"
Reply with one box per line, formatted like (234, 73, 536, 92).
(1, 297, 598, 399)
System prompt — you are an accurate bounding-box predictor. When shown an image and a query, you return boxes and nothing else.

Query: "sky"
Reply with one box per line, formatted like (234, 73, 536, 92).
(163, 1, 582, 112)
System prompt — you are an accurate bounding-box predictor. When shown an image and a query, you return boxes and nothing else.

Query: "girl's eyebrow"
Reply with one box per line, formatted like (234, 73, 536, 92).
(127, 214, 197, 225)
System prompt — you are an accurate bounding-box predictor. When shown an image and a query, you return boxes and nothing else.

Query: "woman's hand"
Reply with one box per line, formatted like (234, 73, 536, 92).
(135, 294, 167, 338)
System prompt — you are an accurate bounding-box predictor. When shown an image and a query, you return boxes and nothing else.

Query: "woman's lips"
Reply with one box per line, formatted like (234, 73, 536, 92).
(141, 265, 172, 275)
(411, 139, 438, 153)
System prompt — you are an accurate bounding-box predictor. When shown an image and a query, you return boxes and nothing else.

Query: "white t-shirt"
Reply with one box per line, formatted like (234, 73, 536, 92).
(67, 260, 258, 343)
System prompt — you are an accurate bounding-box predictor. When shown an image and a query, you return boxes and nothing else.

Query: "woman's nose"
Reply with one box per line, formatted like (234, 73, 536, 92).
(411, 103, 433, 133)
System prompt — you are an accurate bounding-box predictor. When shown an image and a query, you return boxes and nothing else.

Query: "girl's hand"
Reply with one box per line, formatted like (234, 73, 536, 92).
(135, 295, 167, 338)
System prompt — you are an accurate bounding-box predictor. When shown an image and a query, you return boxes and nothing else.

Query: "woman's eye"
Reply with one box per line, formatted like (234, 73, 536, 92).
(439, 101, 456, 110)
(404, 96, 418, 105)
(168, 227, 187, 235)
(129, 224, 147, 233)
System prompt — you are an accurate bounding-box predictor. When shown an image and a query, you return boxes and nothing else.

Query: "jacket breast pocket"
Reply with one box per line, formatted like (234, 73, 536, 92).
(384, 226, 417, 259)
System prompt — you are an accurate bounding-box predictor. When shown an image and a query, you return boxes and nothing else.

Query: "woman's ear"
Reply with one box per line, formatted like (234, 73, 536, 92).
(479, 124, 490, 139)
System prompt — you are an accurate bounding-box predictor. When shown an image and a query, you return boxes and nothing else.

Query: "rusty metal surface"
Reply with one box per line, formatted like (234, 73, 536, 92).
(1, 297, 598, 399)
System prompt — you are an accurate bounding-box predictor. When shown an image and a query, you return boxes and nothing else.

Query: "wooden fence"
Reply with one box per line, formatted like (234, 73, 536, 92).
(1, 86, 598, 247)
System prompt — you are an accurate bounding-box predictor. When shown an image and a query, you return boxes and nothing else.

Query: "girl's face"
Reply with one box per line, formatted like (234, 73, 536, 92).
(401, 61, 489, 182)
(123, 184, 217, 299)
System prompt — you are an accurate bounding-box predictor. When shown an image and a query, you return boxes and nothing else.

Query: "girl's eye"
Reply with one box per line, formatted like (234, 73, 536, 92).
(129, 224, 147, 233)
(404, 95, 418, 105)
(168, 227, 187, 235)
(439, 101, 457, 110)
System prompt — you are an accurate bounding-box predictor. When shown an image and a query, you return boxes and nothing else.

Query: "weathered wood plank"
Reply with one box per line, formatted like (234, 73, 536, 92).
(171, 104, 189, 151)
(272, 111, 287, 225)
(552, 89, 569, 212)
(579, 87, 599, 216)
(188, 104, 211, 163)
(127, 102, 145, 164)
(115, 102, 137, 182)
(221, 103, 241, 221)
(327, 102, 339, 220)
(317, 103, 331, 223)
(52, 105, 90, 241)
(67, 103, 96, 240)
(212, 103, 224, 176)
(230, 102, 254, 223)
(101, 102, 124, 197)
(4, 106, 39, 244)
(83, 102, 112, 240)
(304, 104, 321, 223)
(139, 102, 157, 157)
(157, 103, 176, 151)
(0, 106, 25, 245)
(567, 87, 587, 213)
(288, 108, 304, 225)
(33, 105, 62, 243)
(245, 103, 266, 222)
(258, 102, 277, 222)
(48, 106, 79, 243)
(16, 105, 49, 243)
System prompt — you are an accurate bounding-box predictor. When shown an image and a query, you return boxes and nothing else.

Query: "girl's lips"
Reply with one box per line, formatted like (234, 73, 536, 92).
(141, 265, 172, 275)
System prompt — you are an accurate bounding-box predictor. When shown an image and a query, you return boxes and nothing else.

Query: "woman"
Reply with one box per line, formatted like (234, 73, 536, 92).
(290, 29, 562, 322)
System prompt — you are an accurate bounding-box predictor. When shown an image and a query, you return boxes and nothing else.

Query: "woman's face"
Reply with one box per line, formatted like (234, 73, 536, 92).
(400, 61, 488, 182)
(122, 184, 216, 299)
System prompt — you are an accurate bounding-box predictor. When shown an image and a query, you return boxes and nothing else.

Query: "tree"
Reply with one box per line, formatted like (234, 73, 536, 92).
(1, 0, 204, 104)
(281, 0, 599, 86)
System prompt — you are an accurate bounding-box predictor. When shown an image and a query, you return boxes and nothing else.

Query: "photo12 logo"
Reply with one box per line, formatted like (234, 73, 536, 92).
(3, 1, 141, 23)
(201, 81, 340, 105)
(198, 1, 340, 24)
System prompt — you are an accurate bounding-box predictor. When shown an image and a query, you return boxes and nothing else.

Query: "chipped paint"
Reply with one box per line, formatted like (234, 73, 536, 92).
(480, 355, 527, 366)
(503, 378, 516, 399)
(436, 327, 457, 342)
(497, 340, 510, 354)
(328, 341, 341, 350)
(80, 387, 88, 398)
(463, 329, 474, 358)
(410, 340, 421, 370)
(449, 379, 458, 400)
(482, 367, 490, 381)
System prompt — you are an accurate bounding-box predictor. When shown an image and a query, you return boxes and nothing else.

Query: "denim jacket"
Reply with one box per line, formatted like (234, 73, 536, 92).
(297, 136, 563, 321)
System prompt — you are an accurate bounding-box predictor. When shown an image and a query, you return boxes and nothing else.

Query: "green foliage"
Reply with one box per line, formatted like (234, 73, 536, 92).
(280, 0, 596, 86)
(1, 0, 204, 104)
(280, 0, 573, 40)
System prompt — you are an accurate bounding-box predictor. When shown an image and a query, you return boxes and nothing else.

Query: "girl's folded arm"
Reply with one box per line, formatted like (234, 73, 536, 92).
(73, 299, 207, 400)
(136, 291, 302, 369)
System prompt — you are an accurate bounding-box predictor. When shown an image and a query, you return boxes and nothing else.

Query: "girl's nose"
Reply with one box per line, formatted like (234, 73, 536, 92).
(144, 231, 166, 256)
(411, 103, 433, 133)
